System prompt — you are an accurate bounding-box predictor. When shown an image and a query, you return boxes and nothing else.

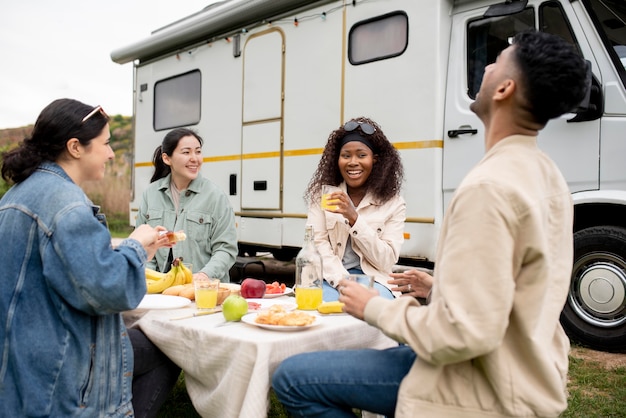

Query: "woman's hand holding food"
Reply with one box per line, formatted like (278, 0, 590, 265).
(129, 225, 170, 261)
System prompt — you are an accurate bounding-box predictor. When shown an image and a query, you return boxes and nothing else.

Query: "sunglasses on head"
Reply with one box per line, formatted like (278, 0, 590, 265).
(81, 105, 108, 123)
(343, 120, 376, 135)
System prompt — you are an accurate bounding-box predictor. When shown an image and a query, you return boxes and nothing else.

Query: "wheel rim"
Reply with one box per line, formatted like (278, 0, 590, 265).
(570, 253, 626, 328)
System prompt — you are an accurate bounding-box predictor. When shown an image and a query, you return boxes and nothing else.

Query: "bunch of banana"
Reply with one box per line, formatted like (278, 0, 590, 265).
(176, 257, 193, 284)
(170, 258, 187, 287)
(145, 265, 178, 294)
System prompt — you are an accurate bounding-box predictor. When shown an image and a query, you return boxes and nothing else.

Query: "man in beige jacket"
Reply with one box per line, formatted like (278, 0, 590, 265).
(272, 30, 589, 417)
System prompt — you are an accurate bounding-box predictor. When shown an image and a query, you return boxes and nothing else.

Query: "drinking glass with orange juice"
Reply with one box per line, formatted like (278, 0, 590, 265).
(321, 185, 341, 211)
(194, 277, 220, 310)
(295, 286, 323, 310)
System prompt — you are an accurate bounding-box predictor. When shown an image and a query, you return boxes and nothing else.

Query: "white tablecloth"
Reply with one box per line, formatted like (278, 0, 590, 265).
(132, 296, 397, 418)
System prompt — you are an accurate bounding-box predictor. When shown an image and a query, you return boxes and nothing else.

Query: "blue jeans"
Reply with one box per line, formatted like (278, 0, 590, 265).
(272, 345, 415, 417)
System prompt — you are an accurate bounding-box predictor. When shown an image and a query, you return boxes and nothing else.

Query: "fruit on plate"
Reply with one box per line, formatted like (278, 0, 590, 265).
(317, 301, 345, 314)
(266, 281, 287, 294)
(146, 264, 178, 294)
(241, 278, 266, 298)
(222, 294, 249, 321)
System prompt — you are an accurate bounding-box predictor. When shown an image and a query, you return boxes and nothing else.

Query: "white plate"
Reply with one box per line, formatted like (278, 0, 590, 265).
(135, 294, 191, 311)
(263, 287, 294, 298)
(245, 298, 297, 312)
(241, 313, 320, 331)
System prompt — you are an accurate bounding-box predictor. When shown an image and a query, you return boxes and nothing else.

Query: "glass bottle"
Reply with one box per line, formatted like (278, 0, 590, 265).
(295, 224, 323, 310)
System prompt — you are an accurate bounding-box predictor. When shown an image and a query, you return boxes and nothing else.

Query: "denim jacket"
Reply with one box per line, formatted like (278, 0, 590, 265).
(0, 162, 147, 417)
(136, 174, 237, 282)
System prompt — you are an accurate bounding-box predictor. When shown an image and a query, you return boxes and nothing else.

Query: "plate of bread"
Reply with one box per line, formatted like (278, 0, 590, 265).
(241, 305, 320, 331)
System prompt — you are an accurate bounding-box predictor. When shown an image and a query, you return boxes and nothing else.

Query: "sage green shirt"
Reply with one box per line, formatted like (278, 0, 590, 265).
(137, 175, 237, 282)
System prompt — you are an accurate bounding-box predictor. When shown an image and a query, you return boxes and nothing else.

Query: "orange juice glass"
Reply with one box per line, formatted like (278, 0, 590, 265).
(321, 185, 340, 211)
(195, 277, 220, 310)
(296, 287, 323, 310)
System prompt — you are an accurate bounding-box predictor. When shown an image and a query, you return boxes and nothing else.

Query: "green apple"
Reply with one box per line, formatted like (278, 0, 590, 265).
(222, 294, 249, 321)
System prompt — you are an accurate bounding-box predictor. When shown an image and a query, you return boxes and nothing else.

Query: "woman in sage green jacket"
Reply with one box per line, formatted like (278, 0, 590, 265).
(136, 128, 237, 283)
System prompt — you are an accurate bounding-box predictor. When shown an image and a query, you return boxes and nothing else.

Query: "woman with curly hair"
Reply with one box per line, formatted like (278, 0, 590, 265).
(304, 117, 405, 301)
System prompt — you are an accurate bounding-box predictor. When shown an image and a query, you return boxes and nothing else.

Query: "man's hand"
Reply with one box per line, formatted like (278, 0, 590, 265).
(388, 269, 433, 298)
(337, 279, 378, 320)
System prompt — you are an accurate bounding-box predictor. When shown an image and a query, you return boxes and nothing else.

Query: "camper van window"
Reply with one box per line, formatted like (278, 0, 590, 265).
(348, 11, 408, 65)
(154, 70, 201, 131)
(468, 3, 589, 98)
(539, 2, 580, 54)
(467, 8, 534, 99)
(583, 0, 626, 86)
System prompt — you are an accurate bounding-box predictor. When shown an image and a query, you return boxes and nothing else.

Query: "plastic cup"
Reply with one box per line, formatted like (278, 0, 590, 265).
(344, 274, 374, 289)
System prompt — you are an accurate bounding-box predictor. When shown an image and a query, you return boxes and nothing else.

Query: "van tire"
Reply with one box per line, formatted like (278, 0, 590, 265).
(560, 226, 626, 353)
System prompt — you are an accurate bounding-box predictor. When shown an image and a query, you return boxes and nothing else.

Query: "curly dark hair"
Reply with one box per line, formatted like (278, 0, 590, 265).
(512, 30, 589, 125)
(304, 117, 404, 205)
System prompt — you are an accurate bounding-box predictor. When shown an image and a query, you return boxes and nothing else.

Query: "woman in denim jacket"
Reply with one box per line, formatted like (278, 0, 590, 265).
(136, 128, 237, 283)
(0, 99, 170, 417)
(304, 117, 406, 301)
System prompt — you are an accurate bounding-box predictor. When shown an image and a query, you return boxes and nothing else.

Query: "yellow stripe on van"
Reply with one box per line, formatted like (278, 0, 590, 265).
(394, 140, 443, 150)
(134, 140, 442, 168)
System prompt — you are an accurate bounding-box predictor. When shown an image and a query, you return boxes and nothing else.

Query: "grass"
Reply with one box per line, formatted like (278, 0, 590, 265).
(156, 373, 288, 418)
(563, 351, 626, 417)
(110, 226, 134, 239)
(156, 346, 626, 417)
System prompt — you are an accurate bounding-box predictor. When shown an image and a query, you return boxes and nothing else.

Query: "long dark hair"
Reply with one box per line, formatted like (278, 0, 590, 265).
(150, 128, 204, 183)
(1, 99, 109, 184)
(304, 117, 404, 205)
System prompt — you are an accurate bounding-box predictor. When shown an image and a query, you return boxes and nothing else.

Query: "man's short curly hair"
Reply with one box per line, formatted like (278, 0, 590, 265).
(304, 117, 404, 205)
(513, 30, 589, 125)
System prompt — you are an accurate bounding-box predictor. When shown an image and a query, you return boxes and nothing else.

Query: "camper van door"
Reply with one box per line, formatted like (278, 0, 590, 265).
(443, 1, 600, 208)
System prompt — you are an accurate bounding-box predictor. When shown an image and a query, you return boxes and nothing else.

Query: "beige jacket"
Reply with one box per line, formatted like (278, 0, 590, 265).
(306, 182, 406, 292)
(366, 136, 572, 417)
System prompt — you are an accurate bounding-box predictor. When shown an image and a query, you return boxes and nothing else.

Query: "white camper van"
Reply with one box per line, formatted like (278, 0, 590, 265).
(112, 0, 626, 352)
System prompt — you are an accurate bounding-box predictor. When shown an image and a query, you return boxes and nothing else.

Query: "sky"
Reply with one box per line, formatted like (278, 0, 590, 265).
(0, 0, 218, 129)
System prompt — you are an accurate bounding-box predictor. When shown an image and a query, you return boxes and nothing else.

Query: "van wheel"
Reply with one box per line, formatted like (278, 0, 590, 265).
(560, 226, 626, 353)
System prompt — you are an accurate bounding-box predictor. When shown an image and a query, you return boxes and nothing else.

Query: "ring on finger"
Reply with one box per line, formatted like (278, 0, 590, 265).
(407, 283, 412, 292)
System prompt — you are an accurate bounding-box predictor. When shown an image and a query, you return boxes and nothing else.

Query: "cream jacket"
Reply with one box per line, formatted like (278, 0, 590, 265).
(306, 182, 406, 293)
(365, 136, 573, 417)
